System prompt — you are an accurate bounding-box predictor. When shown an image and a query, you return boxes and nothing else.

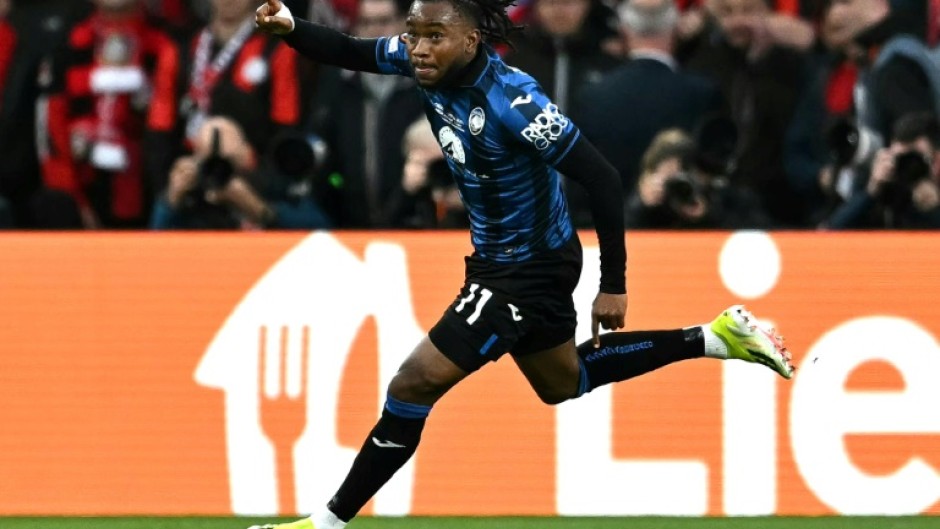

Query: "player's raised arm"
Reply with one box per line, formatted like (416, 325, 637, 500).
(255, 0, 384, 73)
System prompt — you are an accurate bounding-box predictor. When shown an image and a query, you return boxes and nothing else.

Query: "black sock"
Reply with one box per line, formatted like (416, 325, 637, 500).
(327, 397, 430, 522)
(576, 327, 704, 394)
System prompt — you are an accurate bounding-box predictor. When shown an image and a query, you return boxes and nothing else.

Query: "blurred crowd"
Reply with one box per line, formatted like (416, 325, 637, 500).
(1, 0, 939, 230)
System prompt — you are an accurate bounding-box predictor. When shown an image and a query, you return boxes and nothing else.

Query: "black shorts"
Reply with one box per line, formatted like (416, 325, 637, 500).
(428, 235, 583, 373)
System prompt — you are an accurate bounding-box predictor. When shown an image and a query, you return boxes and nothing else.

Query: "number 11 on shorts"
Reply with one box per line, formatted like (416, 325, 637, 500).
(455, 283, 492, 325)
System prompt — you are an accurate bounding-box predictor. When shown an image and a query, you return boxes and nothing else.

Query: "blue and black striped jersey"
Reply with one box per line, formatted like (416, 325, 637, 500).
(376, 35, 577, 263)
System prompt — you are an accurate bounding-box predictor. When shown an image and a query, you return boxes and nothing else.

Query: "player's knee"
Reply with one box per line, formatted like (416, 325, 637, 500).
(533, 386, 575, 406)
(388, 365, 451, 404)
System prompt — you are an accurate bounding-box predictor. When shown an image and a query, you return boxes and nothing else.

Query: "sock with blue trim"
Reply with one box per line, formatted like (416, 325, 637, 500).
(327, 395, 431, 522)
(576, 327, 704, 394)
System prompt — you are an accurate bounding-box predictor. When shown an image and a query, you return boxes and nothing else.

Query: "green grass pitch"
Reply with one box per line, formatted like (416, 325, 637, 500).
(1, 517, 937, 529)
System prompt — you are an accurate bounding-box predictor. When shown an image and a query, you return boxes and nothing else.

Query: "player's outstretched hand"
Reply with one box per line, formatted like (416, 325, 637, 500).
(591, 292, 627, 348)
(256, 0, 295, 35)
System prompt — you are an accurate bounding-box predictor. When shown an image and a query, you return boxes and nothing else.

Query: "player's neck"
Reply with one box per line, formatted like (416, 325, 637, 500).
(451, 47, 486, 87)
(97, 6, 141, 22)
(210, 14, 252, 43)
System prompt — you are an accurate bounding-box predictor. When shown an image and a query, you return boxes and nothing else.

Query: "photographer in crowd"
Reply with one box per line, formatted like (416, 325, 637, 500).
(808, 0, 939, 218)
(824, 112, 940, 229)
(827, 0, 937, 144)
(675, 0, 813, 227)
(625, 126, 769, 229)
(151, 116, 331, 229)
(574, 0, 722, 223)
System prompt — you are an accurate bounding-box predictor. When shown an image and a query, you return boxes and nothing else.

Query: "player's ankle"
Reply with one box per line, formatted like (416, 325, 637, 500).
(698, 325, 728, 359)
(313, 510, 346, 529)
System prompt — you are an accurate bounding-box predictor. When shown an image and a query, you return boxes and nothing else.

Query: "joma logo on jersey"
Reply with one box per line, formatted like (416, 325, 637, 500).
(521, 103, 568, 151)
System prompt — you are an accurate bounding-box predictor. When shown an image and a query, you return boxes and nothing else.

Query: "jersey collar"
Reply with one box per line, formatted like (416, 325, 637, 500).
(451, 44, 491, 88)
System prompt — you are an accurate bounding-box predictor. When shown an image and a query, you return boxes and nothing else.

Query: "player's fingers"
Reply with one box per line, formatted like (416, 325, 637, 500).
(257, 0, 294, 33)
(262, 16, 292, 31)
(591, 316, 600, 349)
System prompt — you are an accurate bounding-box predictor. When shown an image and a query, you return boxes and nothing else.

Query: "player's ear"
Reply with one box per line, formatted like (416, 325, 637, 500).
(465, 28, 481, 54)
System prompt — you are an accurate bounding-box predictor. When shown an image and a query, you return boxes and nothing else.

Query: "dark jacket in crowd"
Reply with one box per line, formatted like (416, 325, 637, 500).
(678, 19, 811, 226)
(575, 56, 723, 194)
(853, 4, 938, 141)
(0, 0, 90, 225)
(503, 14, 621, 117)
(312, 68, 423, 228)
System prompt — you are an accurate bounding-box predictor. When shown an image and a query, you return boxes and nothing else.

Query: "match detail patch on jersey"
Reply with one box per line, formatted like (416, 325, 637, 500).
(438, 126, 466, 164)
(469, 107, 485, 135)
(520, 103, 569, 151)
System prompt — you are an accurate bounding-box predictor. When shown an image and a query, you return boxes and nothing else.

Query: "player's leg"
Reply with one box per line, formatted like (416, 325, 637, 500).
(249, 275, 529, 529)
(512, 327, 707, 403)
(324, 336, 468, 522)
(249, 337, 469, 529)
(514, 305, 793, 403)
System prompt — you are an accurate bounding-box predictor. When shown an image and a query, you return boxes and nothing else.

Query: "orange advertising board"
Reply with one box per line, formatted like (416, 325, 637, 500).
(0, 231, 937, 517)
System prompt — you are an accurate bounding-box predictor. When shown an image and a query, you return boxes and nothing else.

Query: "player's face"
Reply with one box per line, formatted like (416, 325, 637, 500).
(826, 0, 889, 46)
(94, 0, 139, 12)
(707, 0, 768, 49)
(210, 0, 257, 23)
(404, 0, 481, 88)
(535, 0, 590, 38)
(355, 0, 403, 39)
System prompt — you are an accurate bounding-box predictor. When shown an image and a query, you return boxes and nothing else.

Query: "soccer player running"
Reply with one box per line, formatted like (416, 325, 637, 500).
(251, 0, 794, 527)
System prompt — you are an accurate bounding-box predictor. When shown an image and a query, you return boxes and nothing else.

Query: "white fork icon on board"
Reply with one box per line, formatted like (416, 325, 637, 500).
(258, 325, 309, 515)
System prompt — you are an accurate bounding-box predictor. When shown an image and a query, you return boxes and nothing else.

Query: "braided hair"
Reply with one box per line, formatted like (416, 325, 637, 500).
(446, 0, 523, 46)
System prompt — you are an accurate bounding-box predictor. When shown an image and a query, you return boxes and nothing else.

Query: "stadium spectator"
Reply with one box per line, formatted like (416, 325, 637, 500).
(676, 0, 816, 55)
(575, 0, 723, 213)
(152, 0, 311, 227)
(677, 0, 814, 226)
(310, 0, 424, 227)
(37, 0, 179, 228)
(0, 0, 90, 227)
(142, 0, 211, 40)
(391, 117, 469, 228)
(0, 194, 12, 228)
(783, 0, 863, 225)
(785, 0, 940, 228)
(286, 0, 351, 30)
(503, 0, 621, 116)
(251, 2, 794, 529)
(823, 111, 940, 228)
(826, 0, 938, 142)
(150, 115, 331, 229)
(624, 128, 770, 228)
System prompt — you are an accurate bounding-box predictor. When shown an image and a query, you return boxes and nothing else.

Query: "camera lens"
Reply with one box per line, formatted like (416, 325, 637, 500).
(893, 151, 930, 186)
(664, 174, 697, 205)
(272, 136, 316, 179)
